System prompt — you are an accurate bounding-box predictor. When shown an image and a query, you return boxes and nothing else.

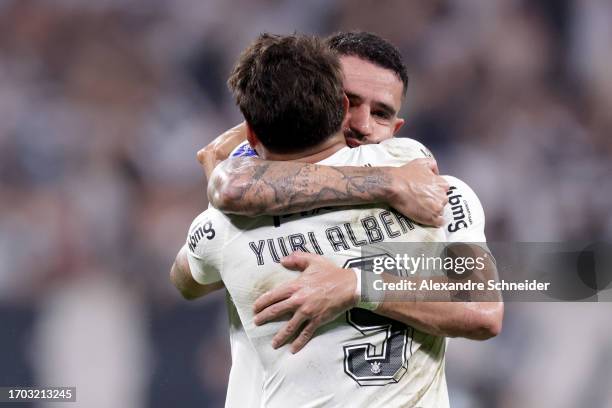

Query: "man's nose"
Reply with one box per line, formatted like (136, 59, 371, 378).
(349, 105, 372, 136)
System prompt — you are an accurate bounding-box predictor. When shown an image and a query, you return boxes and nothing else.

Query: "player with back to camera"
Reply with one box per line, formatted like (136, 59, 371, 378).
(192, 31, 502, 350)
(172, 33, 502, 407)
(173, 31, 503, 407)
(173, 32, 460, 407)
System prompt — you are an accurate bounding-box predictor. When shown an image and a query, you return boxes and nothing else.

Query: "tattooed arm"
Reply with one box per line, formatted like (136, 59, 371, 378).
(170, 245, 224, 300)
(208, 156, 449, 226)
(197, 122, 247, 184)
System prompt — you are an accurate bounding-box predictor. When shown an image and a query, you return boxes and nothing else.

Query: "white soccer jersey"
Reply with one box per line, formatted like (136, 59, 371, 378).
(188, 138, 487, 408)
(224, 295, 264, 407)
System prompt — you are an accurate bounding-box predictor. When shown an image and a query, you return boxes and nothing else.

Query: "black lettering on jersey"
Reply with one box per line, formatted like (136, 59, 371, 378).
(379, 210, 401, 238)
(267, 239, 281, 263)
(289, 233, 309, 253)
(451, 205, 465, 220)
(447, 185, 469, 233)
(308, 232, 324, 255)
(344, 223, 367, 247)
(277, 237, 289, 257)
(326, 226, 350, 252)
(249, 240, 265, 266)
(267, 238, 290, 263)
(361, 216, 384, 243)
(420, 148, 433, 158)
(188, 231, 201, 252)
(391, 210, 415, 233)
(464, 200, 473, 224)
(448, 219, 468, 233)
(188, 221, 216, 252)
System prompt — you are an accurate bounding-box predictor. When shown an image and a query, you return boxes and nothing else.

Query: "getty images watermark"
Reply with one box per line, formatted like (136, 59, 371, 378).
(350, 242, 612, 303)
(370, 251, 550, 292)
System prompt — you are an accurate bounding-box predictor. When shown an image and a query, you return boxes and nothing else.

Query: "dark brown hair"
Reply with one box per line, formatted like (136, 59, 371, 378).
(228, 33, 345, 154)
(327, 31, 409, 96)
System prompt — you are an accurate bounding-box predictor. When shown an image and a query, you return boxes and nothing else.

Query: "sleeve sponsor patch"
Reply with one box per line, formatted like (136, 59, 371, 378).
(447, 185, 473, 233)
(188, 220, 216, 251)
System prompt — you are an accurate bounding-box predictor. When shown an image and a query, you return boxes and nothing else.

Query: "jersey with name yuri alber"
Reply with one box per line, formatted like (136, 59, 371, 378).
(187, 138, 487, 408)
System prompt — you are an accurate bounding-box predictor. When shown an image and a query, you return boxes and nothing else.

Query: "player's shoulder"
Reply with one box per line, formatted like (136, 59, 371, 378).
(441, 175, 486, 238)
(188, 207, 226, 231)
(358, 137, 434, 166)
(187, 208, 228, 256)
(379, 137, 434, 159)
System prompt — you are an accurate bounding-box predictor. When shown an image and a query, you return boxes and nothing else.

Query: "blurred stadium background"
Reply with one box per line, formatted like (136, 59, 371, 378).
(0, 0, 611, 407)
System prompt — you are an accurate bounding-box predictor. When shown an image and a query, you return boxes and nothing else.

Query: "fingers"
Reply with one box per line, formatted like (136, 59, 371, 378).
(426, 158, 439, 175)
(196, 147, 207, 165)
(409, 158, 437, 174)
(429, 177, 449, 226)
(272, 311, 308, 349)
(290, 320, 319, 353)
(431, 214, 445, 228)
(441, 190, 450, 205)
(254, 297, 295, 326)
(432, 191, 448, 226)
(280, 251, 316, 271)
(437, 178, 450, 196)
(420, 210, 445, 228)
(253, 282, 295, 313)
(418, 192, 447, 227)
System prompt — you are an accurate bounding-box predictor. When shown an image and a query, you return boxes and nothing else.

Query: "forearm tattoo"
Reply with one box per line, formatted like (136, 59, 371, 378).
(211, 158, 392, 215)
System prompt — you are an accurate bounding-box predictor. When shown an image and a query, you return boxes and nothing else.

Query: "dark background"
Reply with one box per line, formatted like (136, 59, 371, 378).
(0, 0, 611, 407)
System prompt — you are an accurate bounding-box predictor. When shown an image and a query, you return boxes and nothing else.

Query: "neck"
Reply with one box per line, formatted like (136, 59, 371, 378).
(260, 132, 347, 163)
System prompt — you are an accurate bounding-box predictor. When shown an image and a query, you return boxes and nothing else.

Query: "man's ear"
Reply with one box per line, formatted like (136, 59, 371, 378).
(393, 117, 405, 135)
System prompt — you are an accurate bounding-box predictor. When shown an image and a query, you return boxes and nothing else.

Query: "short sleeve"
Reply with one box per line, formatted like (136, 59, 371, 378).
(370, 137, 433, 170)
(381, 137, 434, 158)
(186, 210, 225, 284)
(441, 176, 486, 243)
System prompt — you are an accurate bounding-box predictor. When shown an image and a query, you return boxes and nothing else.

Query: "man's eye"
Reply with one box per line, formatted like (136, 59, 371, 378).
(373, 111, 391, 119)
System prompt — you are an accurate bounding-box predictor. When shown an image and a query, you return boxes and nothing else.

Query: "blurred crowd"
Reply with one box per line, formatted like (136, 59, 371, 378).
(0, 0, 610, 407)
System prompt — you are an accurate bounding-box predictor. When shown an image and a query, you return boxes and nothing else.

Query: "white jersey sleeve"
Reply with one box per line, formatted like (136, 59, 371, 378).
(376, 137, 434, 165)
(442, 175, 486, 242)
(186, 210, 226, 284)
